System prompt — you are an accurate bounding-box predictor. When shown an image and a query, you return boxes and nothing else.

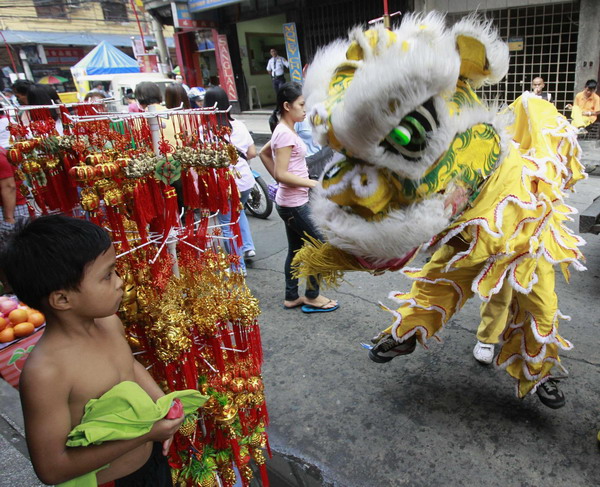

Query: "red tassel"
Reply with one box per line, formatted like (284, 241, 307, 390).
(265, 437, 273, 459)
(163, 184, 180, 232)
(182, 170, 201, 208)
(229, 437, 243, 468)
(182, 353, 198, 389)
(133, 179, 157, 224)
(260, 463, 270, 487)
(209, 336, 225, 373)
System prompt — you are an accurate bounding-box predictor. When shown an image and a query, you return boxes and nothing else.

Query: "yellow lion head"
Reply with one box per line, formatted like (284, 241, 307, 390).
(303, 12, 510, 270)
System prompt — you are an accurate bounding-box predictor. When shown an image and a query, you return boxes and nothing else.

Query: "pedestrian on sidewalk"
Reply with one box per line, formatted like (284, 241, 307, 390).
(266, 48, 289, 96)
(204, 86, 257, 275)
(259, 82, 339, 313)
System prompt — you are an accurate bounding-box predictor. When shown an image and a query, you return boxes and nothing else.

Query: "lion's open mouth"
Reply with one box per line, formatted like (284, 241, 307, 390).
(380, 98, 438, 160)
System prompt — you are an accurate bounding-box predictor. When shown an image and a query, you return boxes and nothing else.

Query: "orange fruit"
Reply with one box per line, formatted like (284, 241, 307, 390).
(0, 327, 14, 343)
(0, 317, 7, 331)
(27, 312, 45, 328)
(8, 308, 28, 325)
(13, 322, 34, 338)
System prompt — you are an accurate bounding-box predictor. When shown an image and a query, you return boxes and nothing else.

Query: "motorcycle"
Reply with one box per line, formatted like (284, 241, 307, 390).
(245, 169, 273, 219)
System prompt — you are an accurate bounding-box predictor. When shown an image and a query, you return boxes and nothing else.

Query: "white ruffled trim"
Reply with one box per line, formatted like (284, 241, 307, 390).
(380, 297, 447, 344)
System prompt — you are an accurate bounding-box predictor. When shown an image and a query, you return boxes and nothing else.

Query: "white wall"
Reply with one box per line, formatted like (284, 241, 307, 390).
(415, 0, 572, 13)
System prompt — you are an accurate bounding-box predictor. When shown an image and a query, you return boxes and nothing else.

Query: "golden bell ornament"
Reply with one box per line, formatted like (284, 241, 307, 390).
(230, 377, 245, 393)
(21, 160, 43, 175)
(80, 187, 100, 212)
(7, 147, 23, 164)
(215, 404, 238, 425)
(252, 447, 266, 465)
(249, 432, 263, 448)
(199, 474, 217, 487)
(240, 465, 253, 482)
(178, 417, 197, 437)
(104, 187, 124, 207)
(85, 153, 104, 165)
(219, 466, 237, 486)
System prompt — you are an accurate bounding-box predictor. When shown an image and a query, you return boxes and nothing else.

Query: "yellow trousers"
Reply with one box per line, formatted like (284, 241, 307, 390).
(477, 280, 512, 344)
(382, 245, 570, 397)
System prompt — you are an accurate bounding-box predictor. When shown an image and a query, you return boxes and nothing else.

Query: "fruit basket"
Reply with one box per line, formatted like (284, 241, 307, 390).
(0, 296, 45, 388)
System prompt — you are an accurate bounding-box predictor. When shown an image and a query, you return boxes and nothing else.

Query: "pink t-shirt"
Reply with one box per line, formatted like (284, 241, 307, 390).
(271, 124, 309, 207)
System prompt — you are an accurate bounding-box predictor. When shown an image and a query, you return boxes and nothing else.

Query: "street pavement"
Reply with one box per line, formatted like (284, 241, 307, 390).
(1, 112, 600, 486)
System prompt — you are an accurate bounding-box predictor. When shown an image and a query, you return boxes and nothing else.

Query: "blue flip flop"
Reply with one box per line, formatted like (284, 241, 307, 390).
(301, 301, 339, 313)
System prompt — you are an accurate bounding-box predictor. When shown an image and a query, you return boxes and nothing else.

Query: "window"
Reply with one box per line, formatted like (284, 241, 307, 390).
(33, 0, 67, 18)
(102, 0, 128, 22)
(446, 2, 580, 112)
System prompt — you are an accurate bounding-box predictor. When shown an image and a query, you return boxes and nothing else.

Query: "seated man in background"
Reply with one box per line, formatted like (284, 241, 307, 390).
(567, 79, 600, 128)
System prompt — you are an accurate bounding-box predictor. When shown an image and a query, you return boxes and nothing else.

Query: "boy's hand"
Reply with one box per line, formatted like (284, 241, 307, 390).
(148, 415, 185, 444)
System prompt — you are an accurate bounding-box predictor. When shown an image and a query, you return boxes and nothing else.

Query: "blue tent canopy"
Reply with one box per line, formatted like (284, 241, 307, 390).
(73, 41, 140, 75)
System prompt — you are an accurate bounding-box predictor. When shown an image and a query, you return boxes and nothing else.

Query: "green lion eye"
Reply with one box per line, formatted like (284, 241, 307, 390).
(386, 115, 429, 148)
(387, 126, 411, 146)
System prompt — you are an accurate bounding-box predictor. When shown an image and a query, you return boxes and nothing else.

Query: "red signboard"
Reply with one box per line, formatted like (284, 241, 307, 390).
(44, 47, 84, 65)
(138, 54, 159, 73)
(215, 34, 238, 102)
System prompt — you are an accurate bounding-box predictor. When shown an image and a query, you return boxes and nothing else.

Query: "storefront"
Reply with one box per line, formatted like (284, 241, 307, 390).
(150, 0, 408, 110)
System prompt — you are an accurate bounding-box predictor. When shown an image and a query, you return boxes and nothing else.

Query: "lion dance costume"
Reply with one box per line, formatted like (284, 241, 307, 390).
(294, 12, 586, 398)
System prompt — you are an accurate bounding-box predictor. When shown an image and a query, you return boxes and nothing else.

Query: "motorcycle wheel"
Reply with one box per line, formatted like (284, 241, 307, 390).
(245, 176, 273, 219)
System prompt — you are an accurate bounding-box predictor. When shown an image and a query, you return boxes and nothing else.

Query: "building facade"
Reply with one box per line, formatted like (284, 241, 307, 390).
(147, 0, 598, 114)
(0, 0, 175, 91)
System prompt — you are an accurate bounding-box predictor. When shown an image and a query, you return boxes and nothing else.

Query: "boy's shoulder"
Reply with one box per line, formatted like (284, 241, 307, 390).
(21, 315, 125, 386)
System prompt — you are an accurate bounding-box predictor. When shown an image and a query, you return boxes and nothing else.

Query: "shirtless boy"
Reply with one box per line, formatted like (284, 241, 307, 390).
(1, 215, 184, 486)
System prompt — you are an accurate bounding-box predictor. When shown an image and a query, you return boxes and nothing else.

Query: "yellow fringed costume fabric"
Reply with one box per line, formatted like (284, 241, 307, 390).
(297, 12, 586, 398)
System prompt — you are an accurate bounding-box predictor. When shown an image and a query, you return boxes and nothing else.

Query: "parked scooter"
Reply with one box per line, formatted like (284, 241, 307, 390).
(245, 169, 273, 219)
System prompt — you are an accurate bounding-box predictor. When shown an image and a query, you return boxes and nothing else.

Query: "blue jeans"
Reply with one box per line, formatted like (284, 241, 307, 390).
(217, 189, 254, 271)
(276, 203, 322, 301)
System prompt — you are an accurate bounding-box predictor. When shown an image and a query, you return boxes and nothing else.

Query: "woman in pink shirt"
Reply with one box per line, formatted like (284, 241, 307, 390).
(259, 83, 339, 313)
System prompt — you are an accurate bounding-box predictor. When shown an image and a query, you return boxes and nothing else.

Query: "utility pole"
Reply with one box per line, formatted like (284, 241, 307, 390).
(151, 17, 171, 73)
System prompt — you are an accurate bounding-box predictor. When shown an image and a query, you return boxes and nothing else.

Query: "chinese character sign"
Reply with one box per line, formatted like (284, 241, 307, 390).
(283, 23, 302, 84)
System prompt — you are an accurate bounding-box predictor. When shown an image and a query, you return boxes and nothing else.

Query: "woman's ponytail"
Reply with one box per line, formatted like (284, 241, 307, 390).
(268, 108, 279, 133)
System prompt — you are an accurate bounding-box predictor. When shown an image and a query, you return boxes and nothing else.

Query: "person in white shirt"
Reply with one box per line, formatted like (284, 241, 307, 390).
(204, 87, 257, 276)
(266, 48, 289, 95)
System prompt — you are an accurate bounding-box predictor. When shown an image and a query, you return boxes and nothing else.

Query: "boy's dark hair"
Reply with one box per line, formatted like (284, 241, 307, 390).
(1, 215, 112, 310)
(134, 81, 162, 107)
(585, 79, 598, 90)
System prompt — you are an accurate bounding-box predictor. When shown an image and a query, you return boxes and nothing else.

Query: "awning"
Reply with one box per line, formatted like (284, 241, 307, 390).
(0, 30, 175, 48)
(73, 41, 139, 75)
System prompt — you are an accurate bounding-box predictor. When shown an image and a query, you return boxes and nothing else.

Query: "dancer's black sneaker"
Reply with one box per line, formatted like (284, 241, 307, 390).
(536, 379, 565, 409)
(369, 334, 417, 363)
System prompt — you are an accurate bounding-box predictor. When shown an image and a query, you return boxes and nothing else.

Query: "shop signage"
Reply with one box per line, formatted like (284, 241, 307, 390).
(138, 54, 159, 73)
(172, 2, 217, 28)
(44, 47, 84, 65)
(215, 34, 238, 101)
(188, 0, 242, 13)
(508, 36, 523, 51)
(283, 22, 302, 84)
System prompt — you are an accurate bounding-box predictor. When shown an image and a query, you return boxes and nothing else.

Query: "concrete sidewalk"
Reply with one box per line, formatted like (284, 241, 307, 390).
(1, 119, 599, 487)
(0, 378, 43, 486)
